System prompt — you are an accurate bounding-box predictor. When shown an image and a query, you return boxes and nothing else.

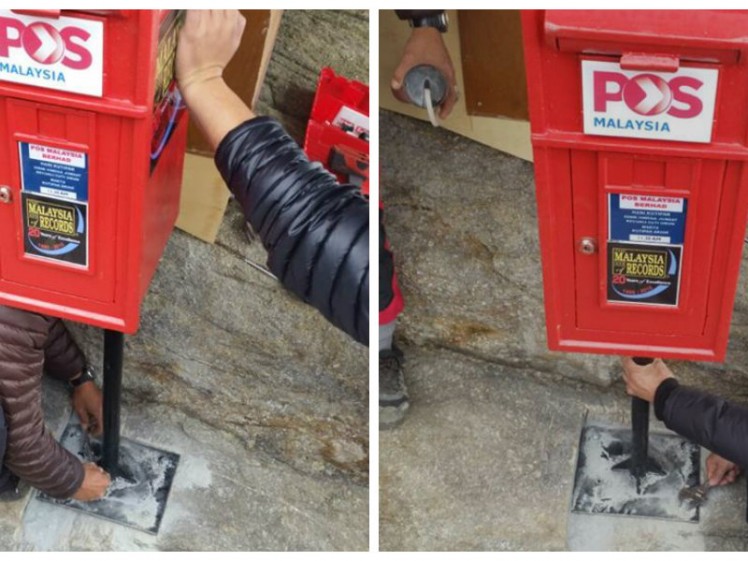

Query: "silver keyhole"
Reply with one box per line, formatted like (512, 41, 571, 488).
(578, 237, 597, 255)
(0, 186, 11, 204)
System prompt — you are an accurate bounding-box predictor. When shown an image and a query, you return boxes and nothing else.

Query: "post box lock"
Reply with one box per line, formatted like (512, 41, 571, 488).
(577, 237, 597, 255)
(0, 186, 12, 204)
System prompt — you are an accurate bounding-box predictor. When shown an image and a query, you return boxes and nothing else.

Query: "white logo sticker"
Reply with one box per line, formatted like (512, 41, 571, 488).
(582, 60, 718, 143)
(0, 10, 103, 97)
(332, 106, 369, 139)
(618, 194, 683, 213)
(29, 144, 86, 168)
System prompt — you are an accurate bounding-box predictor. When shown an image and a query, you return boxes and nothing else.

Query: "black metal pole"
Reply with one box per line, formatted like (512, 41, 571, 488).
(631, 356, 654, 492)
(631, 396, 650, 482)
(102, 329, 124, 473)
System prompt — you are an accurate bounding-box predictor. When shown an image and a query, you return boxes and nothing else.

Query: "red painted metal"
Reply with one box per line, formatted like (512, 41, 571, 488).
(522, 10, 748, 361)
(0, 10, 187, 333)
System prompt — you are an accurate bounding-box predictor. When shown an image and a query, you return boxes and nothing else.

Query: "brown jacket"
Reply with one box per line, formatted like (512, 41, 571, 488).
(0, 305, 85, 498)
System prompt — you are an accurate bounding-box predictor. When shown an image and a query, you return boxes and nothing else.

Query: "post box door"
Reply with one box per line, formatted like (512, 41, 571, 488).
(0, 97, 116, 303)
(571, 150, 724, 336)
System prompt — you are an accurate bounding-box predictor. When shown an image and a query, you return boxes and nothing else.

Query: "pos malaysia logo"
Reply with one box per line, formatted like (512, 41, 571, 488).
(582, 60, 718, 143)
(22, 23, 68, 65)
(0, 10, 103, 97)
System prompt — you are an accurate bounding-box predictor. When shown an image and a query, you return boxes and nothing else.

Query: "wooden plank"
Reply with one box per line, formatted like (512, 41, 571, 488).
(251, 10, 283, 110)
(175, 154, 232, 244)
(379, 9, 532, 161)
(458, 10, 528, 120)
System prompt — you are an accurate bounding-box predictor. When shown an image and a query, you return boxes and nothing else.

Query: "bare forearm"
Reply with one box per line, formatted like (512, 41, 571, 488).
(181, 78, 254, 152)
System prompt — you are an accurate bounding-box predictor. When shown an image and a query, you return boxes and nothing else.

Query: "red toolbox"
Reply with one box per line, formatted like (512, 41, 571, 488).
(304, 67, 369, 193)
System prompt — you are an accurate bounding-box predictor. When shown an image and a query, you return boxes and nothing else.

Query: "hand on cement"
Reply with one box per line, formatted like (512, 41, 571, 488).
(72, 382, 104, 437)
(620, 357, 674, 403)
(176, 10, 246, 94)
(392, 27, 458, 119)
(706, 453, 740, 487)
(72, 463, 111, 502)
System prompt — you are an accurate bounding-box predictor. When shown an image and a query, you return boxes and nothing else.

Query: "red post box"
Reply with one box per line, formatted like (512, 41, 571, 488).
(522, 10, 748, 362)
(0, 9, 187, 333)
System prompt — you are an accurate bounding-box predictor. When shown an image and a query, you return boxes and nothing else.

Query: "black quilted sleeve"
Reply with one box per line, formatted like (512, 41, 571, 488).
(214, 117, 369, 346)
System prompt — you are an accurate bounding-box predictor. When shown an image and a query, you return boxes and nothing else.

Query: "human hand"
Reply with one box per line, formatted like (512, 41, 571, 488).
(71, 462, 111, 501)
(176, 10, 247, 94)
(620, 357, 674, 403)
(71, 381, 103, 437)
(706, 453, 740, 487)
(392, 27, 458, 119)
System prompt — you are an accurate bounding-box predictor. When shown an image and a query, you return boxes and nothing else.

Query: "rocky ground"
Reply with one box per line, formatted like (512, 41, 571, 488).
(379, 110, 748, 551)
(0, 10, 368, 552)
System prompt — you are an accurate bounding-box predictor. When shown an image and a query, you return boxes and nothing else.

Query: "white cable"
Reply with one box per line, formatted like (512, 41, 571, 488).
(424, 85, 439, 128)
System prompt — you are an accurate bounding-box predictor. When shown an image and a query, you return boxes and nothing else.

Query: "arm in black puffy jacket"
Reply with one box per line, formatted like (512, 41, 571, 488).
(176, 12, 368, 345)
(214, 117, 369, 346)
(655, 378, 748, 468)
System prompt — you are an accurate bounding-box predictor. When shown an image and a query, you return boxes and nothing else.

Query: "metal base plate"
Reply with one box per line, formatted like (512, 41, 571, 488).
(571, 421, 700, 522)
(38, 420, 179, 534)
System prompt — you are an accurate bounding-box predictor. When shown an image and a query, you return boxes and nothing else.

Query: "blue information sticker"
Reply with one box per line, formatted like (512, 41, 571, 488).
(19, 142, 89, 203)
(609, 193, 687, 245)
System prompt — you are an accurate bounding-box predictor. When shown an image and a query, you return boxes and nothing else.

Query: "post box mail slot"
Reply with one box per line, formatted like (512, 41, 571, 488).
(522, 10, 748, 361)
(0, 9, 187, 333)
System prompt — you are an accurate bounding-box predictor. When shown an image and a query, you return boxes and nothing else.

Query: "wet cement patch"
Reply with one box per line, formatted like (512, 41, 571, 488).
(38, 420, 179, 534)
(571, 421, 700, 523)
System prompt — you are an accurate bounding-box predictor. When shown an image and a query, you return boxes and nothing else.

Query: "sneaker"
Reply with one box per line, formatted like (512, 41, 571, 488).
(379, 346, 409, 429)
(0, 474, 25, 503)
